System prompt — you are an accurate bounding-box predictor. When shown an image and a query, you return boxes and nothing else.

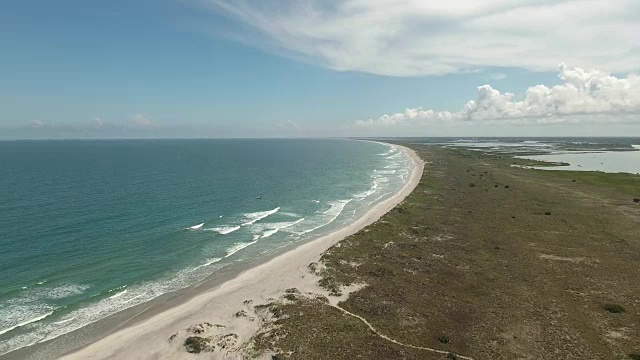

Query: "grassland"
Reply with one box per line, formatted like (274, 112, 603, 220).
(249, 144, 640, 360)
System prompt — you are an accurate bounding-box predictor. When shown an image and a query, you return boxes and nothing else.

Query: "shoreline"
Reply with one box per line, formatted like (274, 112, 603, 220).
(248, 144, 639, 358)
(50, 144, 423, 359)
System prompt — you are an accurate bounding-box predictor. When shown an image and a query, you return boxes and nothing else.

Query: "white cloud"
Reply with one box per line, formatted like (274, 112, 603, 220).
(30, 119, 44, 128)
(92, 117, 103, 128)
(488, 73, 507, 81)
(354, 64, 640, 128)
(201, 0, 640, 76)
(130, 114, 152, 127)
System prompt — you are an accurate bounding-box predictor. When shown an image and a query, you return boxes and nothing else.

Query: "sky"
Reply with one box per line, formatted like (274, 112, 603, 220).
(1, 0, 639, 139)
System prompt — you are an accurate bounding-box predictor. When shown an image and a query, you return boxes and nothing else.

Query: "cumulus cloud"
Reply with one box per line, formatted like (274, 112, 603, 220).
(201, 0, 640, 76)
(30, 119, 44, 128)
(354, 64, 640, 128)
(130, 114, 152, 127)
(92, 117, 103, 128)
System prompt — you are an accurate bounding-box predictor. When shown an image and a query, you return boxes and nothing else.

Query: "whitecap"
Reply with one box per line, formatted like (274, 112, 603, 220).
(279, 211, 301, 218)
(193, 257, 222, 271)
(17, 283, 91, 301)
(188, 223, 204, 230)
(289, 199, 352, 236)
(354, 185, 377, 199)
(50, 317, 76, 326)
(224, 240, 259, 258)
(108, 290, 127, 299)
(123, 293, 145, 304)
(0, 311, 54, 336)
(107, 285, 127, 293)
(241, 207, 280, 226)
(202, 225, 241, 235)
(261, 229, 279, 239)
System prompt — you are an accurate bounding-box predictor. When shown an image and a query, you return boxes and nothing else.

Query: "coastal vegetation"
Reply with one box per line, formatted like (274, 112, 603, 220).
(249, 144, 640, 359)
(183, 336, 214, 354)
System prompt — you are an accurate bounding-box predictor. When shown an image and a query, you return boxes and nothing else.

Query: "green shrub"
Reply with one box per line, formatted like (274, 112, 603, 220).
(184, 336, 213, 353)
(603, 303, 626, 313)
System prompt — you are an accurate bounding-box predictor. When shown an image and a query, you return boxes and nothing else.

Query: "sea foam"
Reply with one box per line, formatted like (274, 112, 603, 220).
(288, 199, 352, 236)
(241, 207, 280, 226)
(0, 139, 413, 357)
(203, 225, 241, 235)
(225, 240, 259, 258)
(0, 311, 54, 337)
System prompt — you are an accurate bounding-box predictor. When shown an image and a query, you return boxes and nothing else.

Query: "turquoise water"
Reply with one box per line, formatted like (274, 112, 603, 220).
(0, 139, 411, 356)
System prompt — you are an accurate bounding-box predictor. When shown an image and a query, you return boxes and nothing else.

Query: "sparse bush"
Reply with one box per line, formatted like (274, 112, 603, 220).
(504, 185, 510, 189)
(438, 336, 450, 344)
(270, 306, 283, 318)
(469, 183, 476, 187)
(603, 303, 626, 313)
(633, 198, 640, 203)
(544, 212, 552, 215)
(447, 353, 459, 360)
(628, 353, 640, 360)
(184, 336, 213, 354)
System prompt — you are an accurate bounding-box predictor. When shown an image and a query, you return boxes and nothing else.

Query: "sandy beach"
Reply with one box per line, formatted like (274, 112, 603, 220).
(59, 144, 424, 359)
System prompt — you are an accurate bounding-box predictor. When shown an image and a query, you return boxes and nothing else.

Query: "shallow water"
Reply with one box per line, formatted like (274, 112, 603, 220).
(515, 147, 640, 174)
(431, 138, 640, 174)
(0, 139, 412, 356)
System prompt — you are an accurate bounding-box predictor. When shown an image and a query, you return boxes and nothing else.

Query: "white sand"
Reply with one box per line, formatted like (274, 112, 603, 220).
(61, 144, 424, 360)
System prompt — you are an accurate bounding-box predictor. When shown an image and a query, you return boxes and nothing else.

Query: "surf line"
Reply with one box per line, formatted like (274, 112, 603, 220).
(0, 312, 54, 336)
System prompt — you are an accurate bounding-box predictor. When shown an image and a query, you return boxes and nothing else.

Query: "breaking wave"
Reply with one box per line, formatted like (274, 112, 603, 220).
(0, 311, 54, 337)
(241, 207, 280, 226)
(203, 225, 241, 235)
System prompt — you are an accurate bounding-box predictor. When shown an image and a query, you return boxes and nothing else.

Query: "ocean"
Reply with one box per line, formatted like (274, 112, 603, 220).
(0, 139, 412, 357)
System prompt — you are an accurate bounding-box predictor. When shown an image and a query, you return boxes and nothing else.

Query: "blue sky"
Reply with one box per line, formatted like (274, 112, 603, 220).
(2, 0, 639, 138)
